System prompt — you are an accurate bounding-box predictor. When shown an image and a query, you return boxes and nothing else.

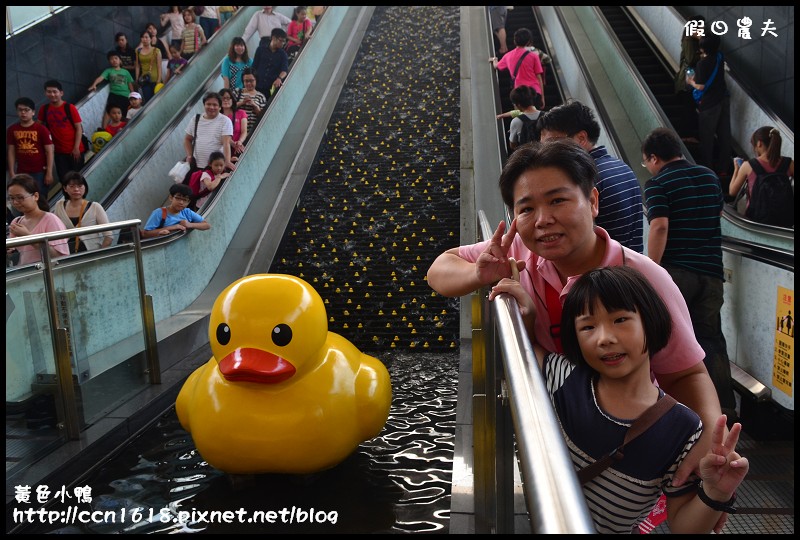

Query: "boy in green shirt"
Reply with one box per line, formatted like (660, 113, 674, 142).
(88, 51, 135, 129)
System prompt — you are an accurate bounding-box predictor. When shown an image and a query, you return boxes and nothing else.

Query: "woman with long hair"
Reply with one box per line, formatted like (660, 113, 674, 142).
(222, 37, 253, 90)
(730, 126, 795, 217)
(135, 29, 162, 103)
(219, 88, 248, 157)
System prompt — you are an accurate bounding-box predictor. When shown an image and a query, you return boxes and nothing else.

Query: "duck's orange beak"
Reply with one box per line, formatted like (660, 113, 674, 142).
(218, 348, 296, 384)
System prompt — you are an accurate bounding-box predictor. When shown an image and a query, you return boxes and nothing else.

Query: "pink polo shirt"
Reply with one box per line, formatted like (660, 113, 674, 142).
(459, 226, 704, 376)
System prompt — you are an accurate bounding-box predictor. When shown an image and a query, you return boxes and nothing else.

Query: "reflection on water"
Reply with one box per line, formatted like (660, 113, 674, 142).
(30, 352, 458, 534)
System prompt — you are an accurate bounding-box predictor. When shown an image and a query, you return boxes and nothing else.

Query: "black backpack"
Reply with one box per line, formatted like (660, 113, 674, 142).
(745, 157, 794, 228)
(517, 113, 539, 146)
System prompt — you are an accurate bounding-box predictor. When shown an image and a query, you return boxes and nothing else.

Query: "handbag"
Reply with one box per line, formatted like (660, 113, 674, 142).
(138, 73, 152, 86)
(170, 113, 202, 183)
(194, 6, 205, 17)
(169, 161, 191, 183)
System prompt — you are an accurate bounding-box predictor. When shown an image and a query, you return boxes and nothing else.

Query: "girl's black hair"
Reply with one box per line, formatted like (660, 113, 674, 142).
(560, 266, 672, 367)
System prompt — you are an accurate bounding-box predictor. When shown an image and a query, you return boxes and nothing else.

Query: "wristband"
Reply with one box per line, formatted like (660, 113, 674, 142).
(696, 482, 737, 514)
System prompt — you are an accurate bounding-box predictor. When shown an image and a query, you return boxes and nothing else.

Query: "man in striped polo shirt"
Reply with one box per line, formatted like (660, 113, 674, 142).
(641, 127, 736, 418)
(539, 100, 644, 253)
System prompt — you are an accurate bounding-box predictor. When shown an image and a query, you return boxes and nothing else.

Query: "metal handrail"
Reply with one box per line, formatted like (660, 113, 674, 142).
(6, 218, 160, 437)
(476, 210, 595, 534)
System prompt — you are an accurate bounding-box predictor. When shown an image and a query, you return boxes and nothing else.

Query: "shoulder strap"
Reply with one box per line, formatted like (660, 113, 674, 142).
(776, 157, 791, 174)
(192, 113, 201, 154)
(73, 200, 89, 252)
(63, 103, 75, 126)
(748, 158, 766, 176)
(704, 52, 723, 89)
(159, 207, 168, 229)
(544, 281, 563, 353)
(577, 394, 678, 484)
(512, 50, 531, 79)
(513, 50, 530, 79)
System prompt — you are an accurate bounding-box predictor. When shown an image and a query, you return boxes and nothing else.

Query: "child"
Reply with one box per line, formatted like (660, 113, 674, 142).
(88, 51, 134, 128)
(286, 6, 313, 59)
(187, 151, 231, 210)
(141, 184, 211, 239)
(505, 85, 542, 151)
(126, 92, 143, 120)
(165, 44, 188, 84)
(104, 105, 127, 137)
(490, 265, 748, 534)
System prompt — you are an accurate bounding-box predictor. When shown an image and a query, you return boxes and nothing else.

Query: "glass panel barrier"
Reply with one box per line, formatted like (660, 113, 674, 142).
(6, 220, 154, 449)
(50, 250, 149, 425)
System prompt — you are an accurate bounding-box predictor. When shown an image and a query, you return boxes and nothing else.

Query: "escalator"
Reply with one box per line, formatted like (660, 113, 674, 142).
(494, 6, 564, 148)
(502, 6, 561, 112)
(596, 6, 708, 168)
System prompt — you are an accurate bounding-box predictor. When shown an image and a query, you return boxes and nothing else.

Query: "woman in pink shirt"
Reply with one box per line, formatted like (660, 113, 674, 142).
(7, 174, 69, 265)
(219, 88, 248, 157)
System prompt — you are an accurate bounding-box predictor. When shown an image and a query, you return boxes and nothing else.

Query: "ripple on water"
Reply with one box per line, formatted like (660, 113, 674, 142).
(31, 351, 458, 534)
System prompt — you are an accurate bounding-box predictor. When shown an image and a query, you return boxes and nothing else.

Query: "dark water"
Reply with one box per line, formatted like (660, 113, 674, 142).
(27, 352, 458, 534)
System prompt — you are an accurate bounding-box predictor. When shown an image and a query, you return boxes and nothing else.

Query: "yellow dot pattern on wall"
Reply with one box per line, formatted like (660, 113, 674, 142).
(269, 7, 461, 352)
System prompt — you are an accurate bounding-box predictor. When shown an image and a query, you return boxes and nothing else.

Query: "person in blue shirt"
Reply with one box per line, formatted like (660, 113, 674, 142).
(538, 100, 644, 253)
(141, 184, 210, 238)
(251, 27, 289, 101)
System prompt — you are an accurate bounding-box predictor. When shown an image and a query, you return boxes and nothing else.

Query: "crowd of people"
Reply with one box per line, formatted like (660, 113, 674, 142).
(7, 6, 324, 267)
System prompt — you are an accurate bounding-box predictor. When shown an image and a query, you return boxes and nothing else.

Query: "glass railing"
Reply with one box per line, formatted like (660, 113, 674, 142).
(6, 220, 158, 445)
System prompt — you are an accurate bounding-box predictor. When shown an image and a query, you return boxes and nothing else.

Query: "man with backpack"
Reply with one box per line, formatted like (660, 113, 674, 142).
(38, 79, 86, 184)
(539, 100, 643, 253)
(641, 127, 737, 420)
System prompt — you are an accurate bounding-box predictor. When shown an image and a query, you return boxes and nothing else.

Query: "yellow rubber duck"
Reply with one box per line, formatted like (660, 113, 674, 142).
(176, 274, 392, 475)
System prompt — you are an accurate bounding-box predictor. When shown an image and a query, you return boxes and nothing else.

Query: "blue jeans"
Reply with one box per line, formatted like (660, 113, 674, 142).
(665, 266, 736, 410)
(199, 17, 219, 40)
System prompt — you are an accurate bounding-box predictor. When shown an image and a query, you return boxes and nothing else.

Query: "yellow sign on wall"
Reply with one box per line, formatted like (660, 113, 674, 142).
(773, 286, 794, 396)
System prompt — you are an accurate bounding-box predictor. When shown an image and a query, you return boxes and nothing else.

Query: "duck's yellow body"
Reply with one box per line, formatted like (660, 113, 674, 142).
(176, 274, 392, 475)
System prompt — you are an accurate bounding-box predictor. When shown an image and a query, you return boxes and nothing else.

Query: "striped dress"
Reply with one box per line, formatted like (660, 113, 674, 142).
(543, 353, 701, 534)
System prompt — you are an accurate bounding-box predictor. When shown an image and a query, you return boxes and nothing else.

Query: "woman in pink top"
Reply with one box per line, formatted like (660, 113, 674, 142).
(491, 27, 545, 106)
(286, 6, 313, 58)
(219, 88, 248, 157)
(7, 174, 69, 265)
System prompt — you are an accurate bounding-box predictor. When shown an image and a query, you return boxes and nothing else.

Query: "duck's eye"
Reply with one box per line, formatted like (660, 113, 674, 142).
(271, 324, 292, 346)
(216, 323, 231, 345)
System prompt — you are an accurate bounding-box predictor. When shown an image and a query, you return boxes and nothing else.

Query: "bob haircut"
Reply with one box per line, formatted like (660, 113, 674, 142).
(560, 266, 672, 367)
(61, 171, 90, 197)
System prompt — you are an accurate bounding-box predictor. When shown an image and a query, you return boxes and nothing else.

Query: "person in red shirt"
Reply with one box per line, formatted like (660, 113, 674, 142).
(104, 105, 127, 137)
(7, 97, 55, 200)
(37, 79, 85, 184)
